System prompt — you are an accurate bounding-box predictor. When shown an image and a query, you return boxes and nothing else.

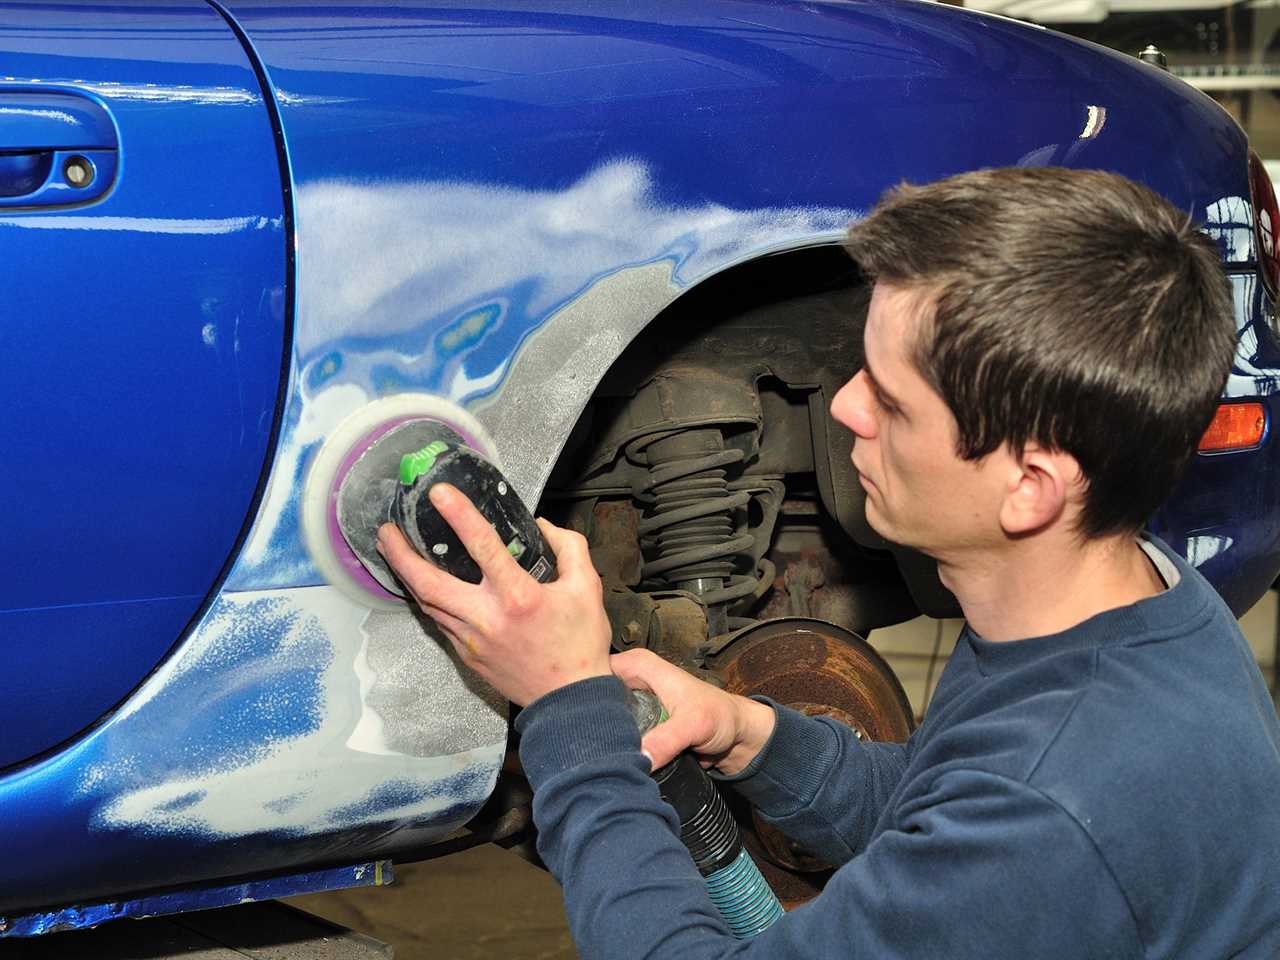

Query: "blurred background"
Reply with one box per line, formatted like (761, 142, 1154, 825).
(960, 1, 1280, 170)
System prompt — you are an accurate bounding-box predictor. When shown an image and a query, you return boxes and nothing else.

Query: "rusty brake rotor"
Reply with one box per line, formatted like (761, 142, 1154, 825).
(706, 617, 914, 907)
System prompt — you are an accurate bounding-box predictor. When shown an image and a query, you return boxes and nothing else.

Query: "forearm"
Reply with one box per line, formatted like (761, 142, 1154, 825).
(519, 679, 883, 960)
(517, 682, 1136, 960)
(516, 677, 743, 959)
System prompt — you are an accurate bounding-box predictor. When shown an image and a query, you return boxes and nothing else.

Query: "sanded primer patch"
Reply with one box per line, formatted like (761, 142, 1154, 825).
(346, 627, 393, 756)
(81, 587, 504, 839)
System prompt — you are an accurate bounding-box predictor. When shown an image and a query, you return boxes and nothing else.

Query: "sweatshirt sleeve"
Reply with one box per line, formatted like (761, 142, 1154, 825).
(516, 677, 1143, 960)
(710, 699, 912, 866)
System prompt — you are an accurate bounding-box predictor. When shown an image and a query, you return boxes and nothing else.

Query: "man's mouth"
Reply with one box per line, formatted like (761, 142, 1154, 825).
(852, 460, 875, 491)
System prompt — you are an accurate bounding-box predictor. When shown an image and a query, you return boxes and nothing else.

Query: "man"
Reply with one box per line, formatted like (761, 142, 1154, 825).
(378, 168, 1280, 957)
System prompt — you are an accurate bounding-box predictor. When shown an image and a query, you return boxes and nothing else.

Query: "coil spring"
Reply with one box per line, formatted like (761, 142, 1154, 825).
(630, 434, 759, 607)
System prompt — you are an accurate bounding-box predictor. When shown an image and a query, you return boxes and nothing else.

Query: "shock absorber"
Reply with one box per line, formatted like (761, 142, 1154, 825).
(627, 689, 784, 939)
(631, 428, 757, 635)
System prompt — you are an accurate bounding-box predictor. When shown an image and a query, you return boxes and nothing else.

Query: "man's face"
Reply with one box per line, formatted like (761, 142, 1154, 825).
(830, 282, 1009, 559)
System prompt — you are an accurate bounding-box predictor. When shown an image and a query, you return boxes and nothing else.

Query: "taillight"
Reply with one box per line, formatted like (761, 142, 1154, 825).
(1198, 401, 1267, 453)
(1248, 150, 1280, 299)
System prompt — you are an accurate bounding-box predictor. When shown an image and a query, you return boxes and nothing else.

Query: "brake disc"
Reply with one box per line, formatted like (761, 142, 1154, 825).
(705, 617, 914, 906)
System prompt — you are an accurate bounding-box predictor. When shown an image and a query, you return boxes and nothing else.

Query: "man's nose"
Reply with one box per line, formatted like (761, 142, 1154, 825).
(831, 369, 877, 439)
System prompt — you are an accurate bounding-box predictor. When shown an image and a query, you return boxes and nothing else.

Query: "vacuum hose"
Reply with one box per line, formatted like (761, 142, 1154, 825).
(627, 689, 784, 938)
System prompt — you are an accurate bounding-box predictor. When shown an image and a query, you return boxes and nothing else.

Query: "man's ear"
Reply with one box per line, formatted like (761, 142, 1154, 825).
(999, 444, 1076, 536)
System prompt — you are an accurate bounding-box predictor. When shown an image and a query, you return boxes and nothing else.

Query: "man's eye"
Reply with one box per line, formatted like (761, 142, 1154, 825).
(874, 390, 898, 415)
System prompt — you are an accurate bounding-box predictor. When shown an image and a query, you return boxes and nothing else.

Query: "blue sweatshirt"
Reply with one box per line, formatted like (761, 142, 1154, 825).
(515, 538, 1280, 958)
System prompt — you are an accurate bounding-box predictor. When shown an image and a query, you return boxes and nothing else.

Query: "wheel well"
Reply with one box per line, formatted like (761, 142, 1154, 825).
(540, 244, 960, 649)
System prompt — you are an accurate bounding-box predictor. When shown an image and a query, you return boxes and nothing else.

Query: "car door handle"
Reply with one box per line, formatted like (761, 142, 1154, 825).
(0, 90, 118, 207)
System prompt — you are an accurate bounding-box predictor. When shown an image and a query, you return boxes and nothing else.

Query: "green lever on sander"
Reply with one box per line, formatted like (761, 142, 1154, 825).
(393, 439, 557, 584)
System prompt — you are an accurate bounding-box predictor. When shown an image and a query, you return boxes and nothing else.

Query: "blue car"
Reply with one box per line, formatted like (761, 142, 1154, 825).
(3, 0, 1278, 933)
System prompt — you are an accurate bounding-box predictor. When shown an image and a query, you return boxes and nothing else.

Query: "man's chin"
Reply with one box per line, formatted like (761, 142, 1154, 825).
(864, 507, 930, 557)
(863, 502, 895, 541)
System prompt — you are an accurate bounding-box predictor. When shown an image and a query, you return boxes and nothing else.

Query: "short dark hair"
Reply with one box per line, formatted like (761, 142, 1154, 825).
(844, 167, 1236, 540)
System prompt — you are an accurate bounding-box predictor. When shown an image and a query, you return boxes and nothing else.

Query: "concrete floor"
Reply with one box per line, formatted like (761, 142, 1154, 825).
(285, 593, 1280, 959)
(288, 846, 576, 960)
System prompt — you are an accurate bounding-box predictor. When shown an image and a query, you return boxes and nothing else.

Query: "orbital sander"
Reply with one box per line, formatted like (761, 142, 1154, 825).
(331, 417, 556, 598)
(322, 408, 782, 939)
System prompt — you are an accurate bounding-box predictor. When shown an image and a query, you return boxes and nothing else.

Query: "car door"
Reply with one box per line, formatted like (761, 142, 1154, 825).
(0, 2, 288, 769)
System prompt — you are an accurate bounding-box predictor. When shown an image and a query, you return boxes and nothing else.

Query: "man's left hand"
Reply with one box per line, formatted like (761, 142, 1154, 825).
(376, 482, 613, 707)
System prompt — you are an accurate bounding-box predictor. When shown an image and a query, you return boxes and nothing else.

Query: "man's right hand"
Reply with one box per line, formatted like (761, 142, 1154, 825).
(610, 649, 777, 775)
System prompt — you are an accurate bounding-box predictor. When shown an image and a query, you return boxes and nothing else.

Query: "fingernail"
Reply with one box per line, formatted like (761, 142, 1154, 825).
(640, 749, 654, 771)
(429, 483, 449, 506)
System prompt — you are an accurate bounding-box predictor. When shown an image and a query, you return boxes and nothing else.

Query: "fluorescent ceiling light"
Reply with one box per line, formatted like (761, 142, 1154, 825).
(964, 0, 1244, 22)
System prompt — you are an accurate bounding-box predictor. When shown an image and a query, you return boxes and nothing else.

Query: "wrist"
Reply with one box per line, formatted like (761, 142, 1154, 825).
(714, 697, 777, 777)
(515, 675, 642, 788)
(525, 661, 613, 708)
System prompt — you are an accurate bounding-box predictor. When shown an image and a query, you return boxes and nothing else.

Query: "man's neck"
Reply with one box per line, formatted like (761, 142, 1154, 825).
(938, 532, 1166, 643)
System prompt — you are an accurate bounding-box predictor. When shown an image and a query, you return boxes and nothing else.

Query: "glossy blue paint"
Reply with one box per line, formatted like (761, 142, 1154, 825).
(0, 860, 393, 938)
(0, 90, 116, 150)
(227, 1, 1245, 215)
(0, 5, 287, 766)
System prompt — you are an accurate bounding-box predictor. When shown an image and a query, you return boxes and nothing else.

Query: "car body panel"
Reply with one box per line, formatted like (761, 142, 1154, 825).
(0, 3, 287, 769)
(2, 0, 1277, 923)
(0, 585, 505, 916)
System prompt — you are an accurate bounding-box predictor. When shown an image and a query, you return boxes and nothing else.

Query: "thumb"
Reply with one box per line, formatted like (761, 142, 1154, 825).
(640, 717, 697, 770)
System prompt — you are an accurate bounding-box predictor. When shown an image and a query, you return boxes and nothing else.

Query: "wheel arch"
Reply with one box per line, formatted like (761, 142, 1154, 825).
(475, 241, 855, 506)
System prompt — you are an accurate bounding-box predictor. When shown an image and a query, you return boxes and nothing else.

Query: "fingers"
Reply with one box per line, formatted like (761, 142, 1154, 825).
(640, 718, 702, 770)
(536, 518, 600, 585)
(611, 648, 681, 692)
(377, 523, 459, 604)
(376, 496, 615, 707)
(444, 628, 479, 659)
(376, 527, 477, 635)
(613, 650, 728, 767)
(419, 602, 470, 642)
(428, 483, 529, 593)
(375, 520, 415, 569)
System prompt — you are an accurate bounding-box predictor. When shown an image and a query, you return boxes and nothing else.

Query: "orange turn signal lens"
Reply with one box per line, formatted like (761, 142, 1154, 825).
(1198, 402, 1266, 453)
